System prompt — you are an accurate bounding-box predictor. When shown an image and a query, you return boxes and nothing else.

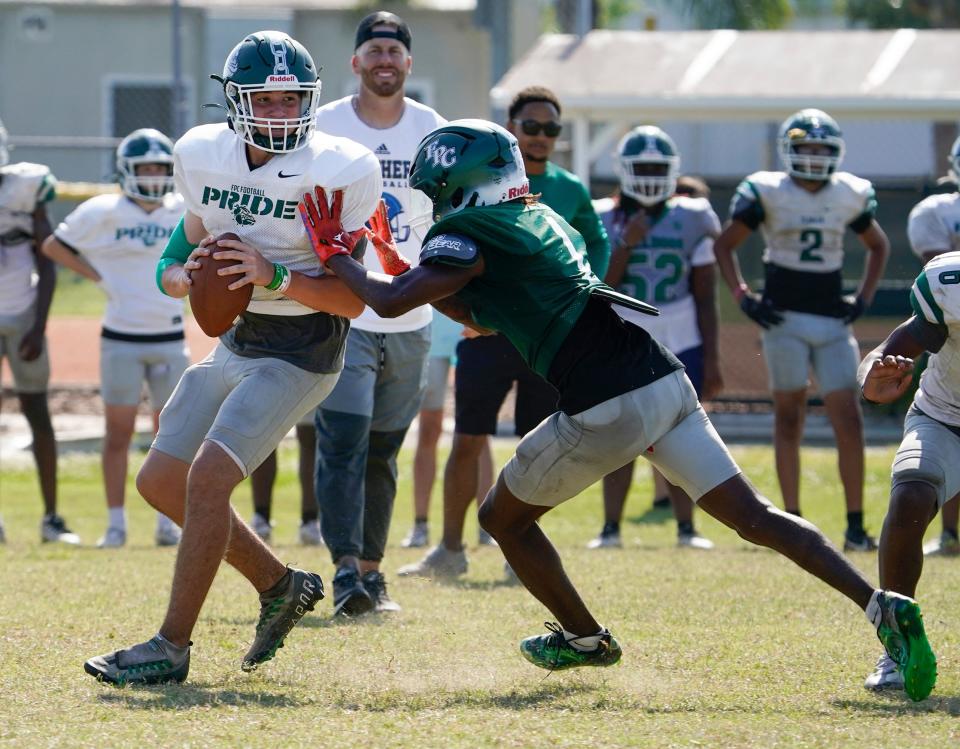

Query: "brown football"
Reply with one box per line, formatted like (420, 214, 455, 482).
(188, 232, 253, 337)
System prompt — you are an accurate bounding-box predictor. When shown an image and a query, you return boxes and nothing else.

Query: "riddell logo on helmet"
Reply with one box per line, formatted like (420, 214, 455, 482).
(507, 183, 530, 199)
(267, 74, 297, 84)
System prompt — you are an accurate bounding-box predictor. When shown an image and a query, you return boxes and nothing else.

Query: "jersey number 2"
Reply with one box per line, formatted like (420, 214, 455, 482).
(799, 229, 824, 263)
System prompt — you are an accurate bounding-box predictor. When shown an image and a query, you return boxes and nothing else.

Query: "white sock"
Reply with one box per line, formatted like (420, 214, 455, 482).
(865, 589, 883, 628)
(156, 512, 175, 531)
(108, 507, 126, 531)
(563, 627, 607, 652)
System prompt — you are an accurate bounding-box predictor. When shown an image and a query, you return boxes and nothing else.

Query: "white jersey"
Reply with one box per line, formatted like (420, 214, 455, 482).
(0, 162, 56, 315)
(54, 192, 186, 335)
(731, 170, 876, 273)
(910, 251, 960, 426)
(315, 96, 445, 333)
(908, 192, 960, 261)
(174, 123, 382, 316)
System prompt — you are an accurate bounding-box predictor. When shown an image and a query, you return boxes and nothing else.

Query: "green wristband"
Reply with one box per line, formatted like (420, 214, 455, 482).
(266, 263, 285, 291)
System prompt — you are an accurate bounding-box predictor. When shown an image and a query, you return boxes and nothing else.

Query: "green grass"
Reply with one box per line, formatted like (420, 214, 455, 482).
(50, 270, 107, 318)
(2, 443, 959, 747)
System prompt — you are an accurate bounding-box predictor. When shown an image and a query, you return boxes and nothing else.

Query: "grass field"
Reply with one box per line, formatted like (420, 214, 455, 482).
(1, 442, 958, 747)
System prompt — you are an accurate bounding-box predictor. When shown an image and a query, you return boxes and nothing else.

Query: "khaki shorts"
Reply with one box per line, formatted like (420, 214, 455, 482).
(0, 305, 49, 393)
(761, 311, 859, 394)
(502, 370, 741, 507)
(100, 337, 190, 408)
(891, 407, 960, 508)
(152, 345, 338, 476)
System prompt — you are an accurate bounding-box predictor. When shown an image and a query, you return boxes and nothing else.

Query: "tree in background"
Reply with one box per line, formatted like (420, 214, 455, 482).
(682, 0, 791, 29)
(844, 0, 960, 28)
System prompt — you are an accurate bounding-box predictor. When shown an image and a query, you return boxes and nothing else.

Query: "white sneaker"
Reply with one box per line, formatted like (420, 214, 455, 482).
(478, 528, 498, 547)
(155, 522, 181, 547)
(41, 514, 80, 545)
(401, 521, 429, 548)
(397, 544, 468, 579)
(251, 513, 273, 543)
(864, 652, 904, 691)
(678, 532, 714, 550)
(587, 530, 622, 549)
(299, 519, 323, 546)
(923, 531, 960, 557)
(96, 526, 127, 549)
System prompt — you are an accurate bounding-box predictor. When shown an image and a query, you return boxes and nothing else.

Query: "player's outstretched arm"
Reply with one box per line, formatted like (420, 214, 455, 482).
(858, 315, 946, 404)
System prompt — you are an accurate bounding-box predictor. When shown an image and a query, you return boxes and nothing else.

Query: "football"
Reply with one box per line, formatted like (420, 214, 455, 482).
(188, 232, 253, 337)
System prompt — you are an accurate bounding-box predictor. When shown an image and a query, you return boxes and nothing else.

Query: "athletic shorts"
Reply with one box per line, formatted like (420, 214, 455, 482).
(0, 305, 49, 394)
(454, 334, 558, 437)
(421, 355, 452, 412)
(891, 407, 960, 508)
(502, 369, 741, 507)
(100, 337, 189, 408)
(319, 326, 430, 432)
(152, 345, 338, 477)
(761, 310, 859, 394)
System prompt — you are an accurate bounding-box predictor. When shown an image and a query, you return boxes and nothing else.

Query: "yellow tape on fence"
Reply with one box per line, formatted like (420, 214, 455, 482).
(56, 182, 120, 200)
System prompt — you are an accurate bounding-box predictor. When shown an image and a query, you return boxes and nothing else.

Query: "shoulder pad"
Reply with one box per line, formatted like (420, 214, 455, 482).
(743, 171, 786, 192)
(420, 233, 479, 267)
(832, 171, 874, 197)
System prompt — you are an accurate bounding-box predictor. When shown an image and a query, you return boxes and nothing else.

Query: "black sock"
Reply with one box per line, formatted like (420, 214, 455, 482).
(301, 511, 318, 524)
(414, 516, 428, 524)
(945, 527, 959, 541)
(601, 521, 620, 536)
(846, 511, 864, 534)
(677, 521, 694, 536)
(256, 507, 271, 523)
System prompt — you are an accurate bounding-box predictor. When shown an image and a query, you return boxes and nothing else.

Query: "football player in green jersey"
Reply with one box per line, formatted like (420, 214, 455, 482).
(298, 119, 936, 699)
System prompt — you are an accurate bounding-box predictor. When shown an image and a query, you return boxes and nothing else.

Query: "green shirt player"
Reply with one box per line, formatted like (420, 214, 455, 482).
(299, 119, 936, 700)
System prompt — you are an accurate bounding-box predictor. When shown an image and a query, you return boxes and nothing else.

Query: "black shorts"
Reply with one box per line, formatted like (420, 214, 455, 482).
(454, 334, 558, 437)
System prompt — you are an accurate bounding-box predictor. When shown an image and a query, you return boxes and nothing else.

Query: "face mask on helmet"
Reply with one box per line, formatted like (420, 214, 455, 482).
(116, 129, 175, 202)
(217, 31, 322, 154)
(410, 120, 529, 222)
(615, 128, 679, 206)
(0, 119, 9, 168)
(777, 110, 845, 181)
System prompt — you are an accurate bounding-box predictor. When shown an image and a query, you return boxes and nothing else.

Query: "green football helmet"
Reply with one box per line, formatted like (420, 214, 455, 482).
(615, 125, 680, 206)
(214, 30, 321, 154)
(116, 128, 174, 201)
(409, 119, 528, 221)
(777, 108, 845, 181)
(0, 117, 8, 167)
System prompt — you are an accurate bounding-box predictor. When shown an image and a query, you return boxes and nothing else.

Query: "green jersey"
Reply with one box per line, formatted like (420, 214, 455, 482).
(421, 201, 603, 378)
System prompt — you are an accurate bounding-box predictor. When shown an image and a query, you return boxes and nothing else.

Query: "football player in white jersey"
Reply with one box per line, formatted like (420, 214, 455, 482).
(0, 117, 79, 546)
(588, 126, 720, 551)
(311, 11, 446, 617)
(857, 251, 960, 696)
(84, 31, 382, 686)
(715, 108, 890, 551)
(42, 128, 187, 550)
(907, 137, 960, 557)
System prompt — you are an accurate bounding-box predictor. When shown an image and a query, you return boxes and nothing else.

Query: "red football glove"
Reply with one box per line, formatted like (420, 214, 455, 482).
(367, 199, 411, 276)
(299, 186, 361, 264)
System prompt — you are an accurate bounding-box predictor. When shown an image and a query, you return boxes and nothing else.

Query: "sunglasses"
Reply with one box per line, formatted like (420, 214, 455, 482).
(513, 119, 562, 138)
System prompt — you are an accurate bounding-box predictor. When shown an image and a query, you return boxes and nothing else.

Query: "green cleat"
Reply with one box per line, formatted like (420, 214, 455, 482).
(84, 635, 190, 686)
(519, 622, 622, 671)
(875, 591, 937, 701)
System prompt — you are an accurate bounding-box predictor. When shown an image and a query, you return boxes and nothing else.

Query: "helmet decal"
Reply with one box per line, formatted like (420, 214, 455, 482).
(425, 142, 458, 169)
(271, 41, 290, 75)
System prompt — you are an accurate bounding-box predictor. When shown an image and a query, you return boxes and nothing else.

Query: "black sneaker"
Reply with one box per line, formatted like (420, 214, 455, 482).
(844, 528, 878, 552)
(241, 567, 324, 672)
(84, 635, 190, 686)
(362, 570, 401, 613)
(332, 565, 375, 618)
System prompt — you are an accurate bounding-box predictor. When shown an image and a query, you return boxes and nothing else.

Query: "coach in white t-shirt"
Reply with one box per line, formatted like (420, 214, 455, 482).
(313, 10, 446, 618)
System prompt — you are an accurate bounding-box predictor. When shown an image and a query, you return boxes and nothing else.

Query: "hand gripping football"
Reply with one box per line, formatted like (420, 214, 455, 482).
(188, 232, 253, 337)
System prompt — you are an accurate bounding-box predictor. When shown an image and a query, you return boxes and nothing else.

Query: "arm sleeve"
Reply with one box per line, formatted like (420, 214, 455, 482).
(156, 216, 197, 294)
(847, 187, 878, 234)
(569, 184, 611, 279)
(908, 202, 950, 258)
(729, 179, 764, 229)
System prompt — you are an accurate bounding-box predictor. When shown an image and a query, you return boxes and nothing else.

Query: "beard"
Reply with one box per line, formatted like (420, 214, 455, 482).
(360, 65, 406, 97)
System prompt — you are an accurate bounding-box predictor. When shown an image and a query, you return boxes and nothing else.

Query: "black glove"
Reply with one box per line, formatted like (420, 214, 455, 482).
(839, 294, 865, 325)
(740, 292, 784, 329)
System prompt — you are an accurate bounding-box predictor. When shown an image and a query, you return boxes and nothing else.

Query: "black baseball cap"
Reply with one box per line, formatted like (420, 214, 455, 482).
(354, 11, 412, 52)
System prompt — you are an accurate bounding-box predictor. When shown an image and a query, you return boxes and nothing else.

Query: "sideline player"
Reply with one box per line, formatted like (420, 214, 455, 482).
(299, 119, 936, 701)
(312, 10, 446, 616)
(714, 108, 890, 551)
(906, 138, 960, 557)
(42, 128, 186, 548)
(0, 117, 78, 545)
(84, 31, 381, 685)
(588, 126, 720, 551)
(857, 251, 959, 695)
